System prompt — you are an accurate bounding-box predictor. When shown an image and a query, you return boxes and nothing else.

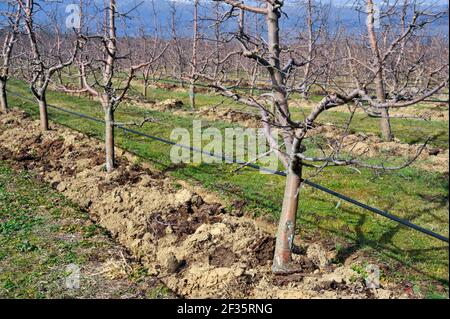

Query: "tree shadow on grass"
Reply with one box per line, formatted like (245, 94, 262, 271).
(302, 198, 449, 285)
(135, 150, 449, 285)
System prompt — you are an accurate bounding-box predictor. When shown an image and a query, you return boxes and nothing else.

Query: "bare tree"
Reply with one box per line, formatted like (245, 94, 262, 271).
(136, 0, 168, 98)
(205, 0, 448, 273)
(168, 0, 188, 88)
(73, 0, 164, 172)
(297, 0, 327, 100)
(206, 0, 311, 273)
(354, 0, 449, 141)
(0, 1, 21, 113)
(189, 0, 200, 109)
(18, 0, 79, 131)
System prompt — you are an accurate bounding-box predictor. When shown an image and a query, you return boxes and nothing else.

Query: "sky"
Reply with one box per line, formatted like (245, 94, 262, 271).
(1, 0, 448, 36)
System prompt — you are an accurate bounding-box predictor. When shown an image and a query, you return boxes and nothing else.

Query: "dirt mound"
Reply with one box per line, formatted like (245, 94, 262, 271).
(154, 82, 209, 94)
(155, 99, 184, 111)
(307, 124, 449, 173)
(197, 107, 261, 128)
(390, 103, 449, 121)
(0, 109, 406, 299)
(133, 99, 184, 112)
(292, 99, 449, 121)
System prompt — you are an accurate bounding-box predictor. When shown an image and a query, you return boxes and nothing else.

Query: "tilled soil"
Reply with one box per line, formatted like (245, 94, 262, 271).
(306, 124, 449, 174)
(195, 107, 262, 128)
(133, 98, 262, 128)
(291, 99, 450, 121)
(0, 109, 407, 299)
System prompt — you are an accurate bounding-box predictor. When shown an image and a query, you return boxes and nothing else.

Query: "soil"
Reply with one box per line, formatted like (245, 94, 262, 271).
(0, 109, 410, 299)
(291, 99, 449, 121)
(389, 103, 449, 121)
(134, 99, 262, 128)
(132, 99, 185, 112)
(306, 124, 449, 173)
(195, 107, 261, 128)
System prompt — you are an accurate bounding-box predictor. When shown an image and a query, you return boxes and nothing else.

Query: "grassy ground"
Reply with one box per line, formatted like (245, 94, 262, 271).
(5, 79, 449, 298)
(131, 79, 449, 149)
(0, 161, 172, 299)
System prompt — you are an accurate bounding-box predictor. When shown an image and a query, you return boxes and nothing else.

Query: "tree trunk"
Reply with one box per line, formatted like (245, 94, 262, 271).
(189, 82, 196, 110)
(375, 75, 392, 141)
(38, 97, 49, 131)
(0, 79, 8, 113)
(302, 0, 313, 101)
(367, 0, 392, 142)
(301, 85, 310, 100)
(104, 106, 115, 172)
(273, 160, 302, 273)
(143, 79, 148, 98)
(78, 66, 83, 97)
(189, 0, 199, 110)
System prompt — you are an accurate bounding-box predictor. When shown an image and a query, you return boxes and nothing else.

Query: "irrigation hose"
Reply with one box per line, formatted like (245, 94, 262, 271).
(6, 88, 449, 243)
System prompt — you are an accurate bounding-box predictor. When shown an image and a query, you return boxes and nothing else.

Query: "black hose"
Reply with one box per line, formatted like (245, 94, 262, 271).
(6, 89, 449, 243)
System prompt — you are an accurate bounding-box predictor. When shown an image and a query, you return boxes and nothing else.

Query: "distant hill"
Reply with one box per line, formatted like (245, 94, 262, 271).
(1, 0, 448, 37)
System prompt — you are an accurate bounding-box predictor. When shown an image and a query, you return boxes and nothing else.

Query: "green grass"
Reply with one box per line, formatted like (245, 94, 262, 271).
(0, 161, 170, 299)
(5, 78, 449, 298)
(129, 78, 449, 149)
(289, 105, 449, 149)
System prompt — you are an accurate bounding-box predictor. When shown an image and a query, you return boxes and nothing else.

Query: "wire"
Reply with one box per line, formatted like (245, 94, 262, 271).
(6, 88, 449, 243)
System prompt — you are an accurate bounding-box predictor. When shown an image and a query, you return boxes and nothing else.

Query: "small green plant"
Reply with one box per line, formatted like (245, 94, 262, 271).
(17, 240, 38, 252)
(82, 224, 98, 238)
(147, 285, 171, 299)
(351, 263, 369, 280)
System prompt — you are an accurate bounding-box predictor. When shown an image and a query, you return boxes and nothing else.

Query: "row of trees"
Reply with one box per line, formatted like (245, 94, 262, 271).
(0, 0, 448, 273)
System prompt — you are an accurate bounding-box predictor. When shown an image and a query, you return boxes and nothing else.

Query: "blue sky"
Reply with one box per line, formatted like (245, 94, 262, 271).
(1, 0, 448, 36)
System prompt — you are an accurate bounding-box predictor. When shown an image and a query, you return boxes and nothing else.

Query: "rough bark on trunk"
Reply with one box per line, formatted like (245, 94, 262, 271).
(143, 79, 148, 98)
(375, 74, 392, 141)
(272, 160, 302, 273)
(0, 80, 8, 113)
(367, 0, 392, 142)
(189, 0, 199, 110)
(189, 82, 196, 110)
(38, 97, 49, 131)
(104, 105, 115, 172)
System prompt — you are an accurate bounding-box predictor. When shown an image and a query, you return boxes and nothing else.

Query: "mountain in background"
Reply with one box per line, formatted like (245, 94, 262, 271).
(1, 0, 448, 36)
(115, 0, 450, 36)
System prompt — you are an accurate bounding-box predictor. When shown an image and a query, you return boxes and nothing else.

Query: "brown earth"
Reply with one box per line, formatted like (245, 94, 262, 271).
(389, 103, 449, 121)
(0, 109, 410, 299)
(129, 98, 184, 112)
(291, 100, 449, 121)
(306, 124, 449, 173)
(196, 107, 261, 128)
(133, 98, 261, 128)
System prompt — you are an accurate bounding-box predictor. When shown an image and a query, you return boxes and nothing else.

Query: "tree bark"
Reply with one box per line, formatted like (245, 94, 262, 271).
(38, 97, 49, 131)
(0, 79, 8, 113)
(273, 159, 302, 273)
(104, 105, 115, 172)
(143, 79, 148, 98)
(374, 74, 392, 141)
(366, 0, 392, 141)
(189, 0, 199, 110)
(189, 82, 196, 110)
